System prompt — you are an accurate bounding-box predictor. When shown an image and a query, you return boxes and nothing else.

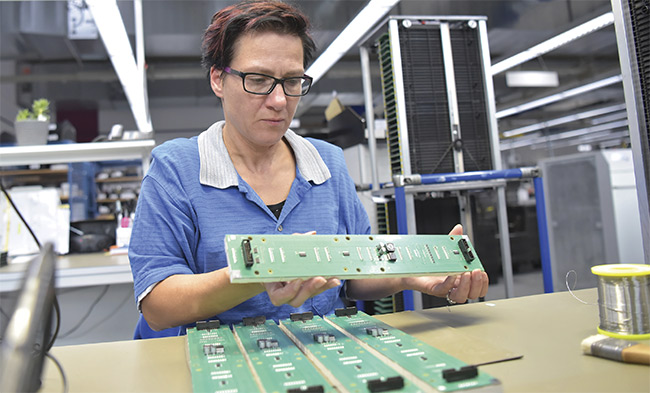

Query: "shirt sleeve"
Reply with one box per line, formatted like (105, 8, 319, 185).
(128, 157, 199, 309)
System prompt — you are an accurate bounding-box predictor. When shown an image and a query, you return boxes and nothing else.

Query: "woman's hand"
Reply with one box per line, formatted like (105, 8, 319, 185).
(263, 229, 340, 307)
(264, 277, 341, 307)
(401, 224, 489, 304)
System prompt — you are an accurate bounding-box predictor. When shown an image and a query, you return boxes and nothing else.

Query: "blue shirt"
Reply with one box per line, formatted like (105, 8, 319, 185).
(129, 121, 371, 339)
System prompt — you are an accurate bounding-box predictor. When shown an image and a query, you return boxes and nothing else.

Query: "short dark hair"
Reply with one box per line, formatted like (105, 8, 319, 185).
(201, 0, 316, 76)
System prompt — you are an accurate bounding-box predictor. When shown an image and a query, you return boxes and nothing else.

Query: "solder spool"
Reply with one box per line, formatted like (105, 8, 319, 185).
(591, 264, 650, 340)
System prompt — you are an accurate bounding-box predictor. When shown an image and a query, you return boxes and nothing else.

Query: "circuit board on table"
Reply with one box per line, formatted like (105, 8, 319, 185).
(186, 308, 501, 393)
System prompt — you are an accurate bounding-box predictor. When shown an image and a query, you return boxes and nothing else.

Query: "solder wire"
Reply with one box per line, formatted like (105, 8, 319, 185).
(592, 264, 650, 340)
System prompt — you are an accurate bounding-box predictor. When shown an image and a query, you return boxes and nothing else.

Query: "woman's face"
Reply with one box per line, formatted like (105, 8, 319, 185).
(211, 31, 305, 148)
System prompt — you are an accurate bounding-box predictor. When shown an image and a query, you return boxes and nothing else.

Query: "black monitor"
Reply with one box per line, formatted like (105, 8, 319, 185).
(0, 243, 56, 392)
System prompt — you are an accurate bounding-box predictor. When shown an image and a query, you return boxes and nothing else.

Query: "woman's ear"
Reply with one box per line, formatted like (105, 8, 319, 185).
(210, 66, 224, 98)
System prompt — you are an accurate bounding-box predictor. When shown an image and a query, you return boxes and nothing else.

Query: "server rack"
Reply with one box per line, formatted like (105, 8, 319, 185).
(378, 18, 495, 178)
(359, 16, 517, 304)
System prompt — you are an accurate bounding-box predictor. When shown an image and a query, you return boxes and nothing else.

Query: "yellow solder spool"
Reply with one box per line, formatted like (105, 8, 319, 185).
(591, 264, 650, 340)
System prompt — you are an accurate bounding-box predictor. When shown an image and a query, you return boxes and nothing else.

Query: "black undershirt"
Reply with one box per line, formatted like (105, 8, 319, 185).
(267, 200, 286, 219)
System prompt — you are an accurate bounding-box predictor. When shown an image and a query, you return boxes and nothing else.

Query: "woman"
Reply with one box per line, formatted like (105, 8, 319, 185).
(129, 0, 488, 339)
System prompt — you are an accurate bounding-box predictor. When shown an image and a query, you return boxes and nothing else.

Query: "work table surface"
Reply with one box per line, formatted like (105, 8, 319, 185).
(41, 289, 650, 393)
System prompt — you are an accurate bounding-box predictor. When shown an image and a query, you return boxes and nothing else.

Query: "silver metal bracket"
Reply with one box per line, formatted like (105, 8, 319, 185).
(392, 174, 422, 187)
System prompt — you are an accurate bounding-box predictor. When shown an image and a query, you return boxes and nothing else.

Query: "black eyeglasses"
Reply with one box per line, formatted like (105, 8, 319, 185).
(223, 67, 313, 97)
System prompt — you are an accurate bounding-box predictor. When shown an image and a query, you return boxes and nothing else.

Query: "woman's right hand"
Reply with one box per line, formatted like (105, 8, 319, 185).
(264, 277, 341, 308)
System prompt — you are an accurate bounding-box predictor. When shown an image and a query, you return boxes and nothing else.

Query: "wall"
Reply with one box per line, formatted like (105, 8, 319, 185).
(343, 141, 391, 234)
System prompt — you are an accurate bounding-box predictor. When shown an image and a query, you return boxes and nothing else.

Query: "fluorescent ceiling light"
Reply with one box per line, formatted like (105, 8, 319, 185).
(505, 71, 559, 87)
(491, 12, 614, 75)
(306, 0, 400, 84)
(87, 0, 153, 133)
(501, 103, 626, 137)
(496, 75, 622, 119)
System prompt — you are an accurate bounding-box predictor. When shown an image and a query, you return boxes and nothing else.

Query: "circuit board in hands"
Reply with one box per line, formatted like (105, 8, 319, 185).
(225, 234, 484, 283)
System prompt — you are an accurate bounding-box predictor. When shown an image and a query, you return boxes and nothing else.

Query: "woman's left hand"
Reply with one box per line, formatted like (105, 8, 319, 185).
(401, 224, 489, 304)
(402, 269, 488, 304)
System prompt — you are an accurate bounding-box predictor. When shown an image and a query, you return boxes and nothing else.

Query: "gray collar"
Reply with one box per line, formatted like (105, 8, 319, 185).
(198, 120, 331, 189)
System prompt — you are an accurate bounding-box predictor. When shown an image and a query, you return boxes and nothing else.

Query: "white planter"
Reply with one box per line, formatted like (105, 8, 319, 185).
(14, 120, 49, 146)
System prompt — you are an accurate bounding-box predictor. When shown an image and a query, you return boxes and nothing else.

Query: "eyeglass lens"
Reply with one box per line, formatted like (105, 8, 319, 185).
(243, 74, 310, 96)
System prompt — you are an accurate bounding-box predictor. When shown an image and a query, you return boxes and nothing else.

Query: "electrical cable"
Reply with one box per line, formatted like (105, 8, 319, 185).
(45, 352, 68, 393)
(58, 285, 110, 339)
(68, 286, 132, 339)
(46, 298, 61, 352)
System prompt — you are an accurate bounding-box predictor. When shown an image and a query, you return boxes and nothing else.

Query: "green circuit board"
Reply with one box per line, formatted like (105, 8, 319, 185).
(280, 313, 419, 393)
(187, 314, 502, 393)
(232, 317, 336, 393)
(186, 322, 260, 393)
(225, 234, 483, 283)
(326, 310, 500, 392)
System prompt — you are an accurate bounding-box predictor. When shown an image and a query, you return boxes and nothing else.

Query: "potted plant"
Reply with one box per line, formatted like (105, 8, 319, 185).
(14, 98, 51, 146)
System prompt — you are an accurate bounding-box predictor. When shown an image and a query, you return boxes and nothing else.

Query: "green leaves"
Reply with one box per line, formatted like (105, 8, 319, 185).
(16, 98, 50, 121)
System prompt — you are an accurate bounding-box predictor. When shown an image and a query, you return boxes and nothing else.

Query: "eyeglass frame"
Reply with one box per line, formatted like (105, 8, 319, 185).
(222, 67, 313, 97)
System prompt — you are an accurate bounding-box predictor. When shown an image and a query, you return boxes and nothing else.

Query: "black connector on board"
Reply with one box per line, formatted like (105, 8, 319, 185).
(442, 365, 478, 382)
(334, 306, 358, 317)
(242, 315, 266, 326)
(290, 311, 314, 321)
(367, 376, 404, 392)
(196, 320, 221, 330)
(287, 385, 324, 393)
(457, 238, 475, 262)
(242, 239, 254, 268)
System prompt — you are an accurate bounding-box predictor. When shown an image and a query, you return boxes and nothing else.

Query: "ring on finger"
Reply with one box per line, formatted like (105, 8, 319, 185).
(446, 289, 457, 305)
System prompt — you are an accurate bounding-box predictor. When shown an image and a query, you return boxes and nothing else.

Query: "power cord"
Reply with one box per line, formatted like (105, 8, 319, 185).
(45, 352, 69, 393)
(65, 287, 132, 340)
(58, 285, 109, 339)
